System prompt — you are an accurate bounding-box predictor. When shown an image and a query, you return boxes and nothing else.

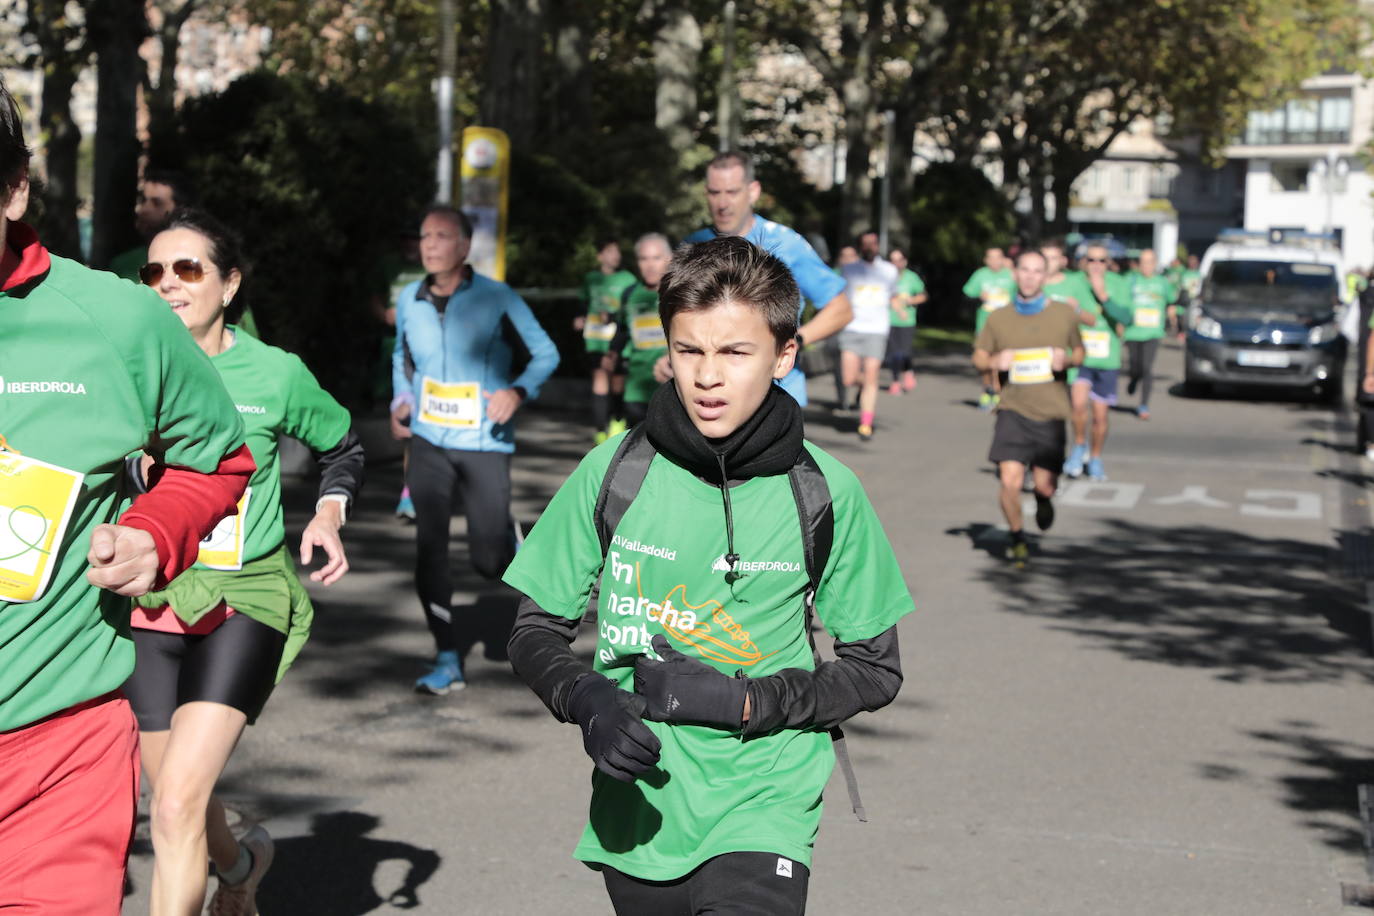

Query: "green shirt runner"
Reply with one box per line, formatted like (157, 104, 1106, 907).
(1122, 273, 1177, 342)
(963, 266, 1016, 334)
(503, 435, 914, 880)
(890, 268, 925, 328)
(615, 283, 667, 405)
(582, 269, 638, 354)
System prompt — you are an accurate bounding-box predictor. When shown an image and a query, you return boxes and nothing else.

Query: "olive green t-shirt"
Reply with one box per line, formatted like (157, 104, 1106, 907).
(975, 301, 1083, 422)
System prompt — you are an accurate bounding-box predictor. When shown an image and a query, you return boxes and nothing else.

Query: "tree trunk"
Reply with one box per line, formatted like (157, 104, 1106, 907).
(146, 1, 196, 158)
(480, 0, 544, 148)
(550, 12, 590, 140)
(653, 6, 701, 154)
(1050, 166, 1078, 236)
(886, 103, 918, 247)
(37, 61, 82, 258)
(88, 0, 145, 266)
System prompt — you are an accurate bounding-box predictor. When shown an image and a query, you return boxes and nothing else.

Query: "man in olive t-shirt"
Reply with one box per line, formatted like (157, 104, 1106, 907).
(973, 249, 1084, 565)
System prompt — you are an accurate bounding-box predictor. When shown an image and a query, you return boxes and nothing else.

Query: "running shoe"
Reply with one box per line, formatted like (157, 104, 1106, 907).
(887, 382, 902, 396)
(593, 429, 609, 445)
(1034, 495, 1055, 532)
(607, 418, 628, 438)
(415, 650, 465, 695)
(1010, 540, 1030, 568)
(857, 424, 874, 441)
(901, 370, 917, 391)
(1366, 446, 1374, 462)
(1137, 406, 1151, 421)
(978, 391, 996, 411)
(1063, 443, 1088, 478)
(1127, 376, 1139, 395)
(1086, 457, 1107, 481)
(395, 491, 415, 521)
(208, 825, 274, 916)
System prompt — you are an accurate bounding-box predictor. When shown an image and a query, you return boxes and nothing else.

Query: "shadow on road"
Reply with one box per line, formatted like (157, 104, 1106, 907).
(257, 811, 441, 914)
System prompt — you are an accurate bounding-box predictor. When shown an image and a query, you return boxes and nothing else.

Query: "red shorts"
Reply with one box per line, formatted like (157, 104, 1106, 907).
(0, 693, 141, 914)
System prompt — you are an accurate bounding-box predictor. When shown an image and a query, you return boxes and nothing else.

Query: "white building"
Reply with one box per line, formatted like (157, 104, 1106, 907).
(1224, 69, 1374, 272)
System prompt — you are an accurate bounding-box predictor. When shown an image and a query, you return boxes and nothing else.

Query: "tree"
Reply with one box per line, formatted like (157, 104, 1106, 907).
(86, 0, 144, 265)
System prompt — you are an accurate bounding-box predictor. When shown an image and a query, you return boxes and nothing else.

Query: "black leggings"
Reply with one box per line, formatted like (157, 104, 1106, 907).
(602, 852, 810, 915)
(1126, 338, 1161, 407)
(885, 325, 916, 376)
(407, 436, 514, 652)
(123, 613, 286, 731)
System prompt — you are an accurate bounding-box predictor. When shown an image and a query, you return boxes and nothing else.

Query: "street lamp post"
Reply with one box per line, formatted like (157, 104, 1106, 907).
(1312, 148, 1349, 240)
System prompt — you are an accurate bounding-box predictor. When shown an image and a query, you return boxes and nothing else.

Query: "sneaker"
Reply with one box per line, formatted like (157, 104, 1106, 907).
(1127, 376, 1139, 396)
(1034, 495, 1055, 532)
(1137, 406, 1151, 421)
(415, 650, 465, 695)
(593, 429, 609, 445)
(901, 370, 917, 391)
(1063, 443, 1088, 478)
(395, 493, 415, 521)
(208, 825, 274, 916)
(1366, 446, 1374, 462)
(607, 418, 628, 438)
(1010, 539, 1030, 568)
(978, 391, 996, 411)
(887, 382, 902, 396)
(1086, 457, 1106, 481)
(857, 424, 874, 441)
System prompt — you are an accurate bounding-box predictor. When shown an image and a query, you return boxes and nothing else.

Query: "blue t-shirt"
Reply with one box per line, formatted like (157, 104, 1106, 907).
(685, 217, 845, 405)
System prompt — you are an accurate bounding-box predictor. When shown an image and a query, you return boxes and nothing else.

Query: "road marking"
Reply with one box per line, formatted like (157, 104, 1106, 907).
(1152, 486, 1230, 509)
(1058, 482, 1144, 510)
(1107, 453, 1316, 474)
(1239, 489, 1323, 520)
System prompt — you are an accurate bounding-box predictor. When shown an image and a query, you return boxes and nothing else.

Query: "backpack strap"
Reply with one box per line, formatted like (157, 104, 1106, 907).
(594, 424, 656, 556)
(788, 446, 867, 822)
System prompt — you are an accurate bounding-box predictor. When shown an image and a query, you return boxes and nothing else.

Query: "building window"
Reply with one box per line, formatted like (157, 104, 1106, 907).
(1148, 166, 1175, 198)
(1244, 93, 1351, 145)
(1122, 167, 1137, 193)
(1319, 95, 1352, 143)
(1271, 161, 1311, 193)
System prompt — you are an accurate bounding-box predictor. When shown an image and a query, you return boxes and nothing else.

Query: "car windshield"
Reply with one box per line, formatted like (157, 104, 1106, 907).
(1205, 260, 1338, 309)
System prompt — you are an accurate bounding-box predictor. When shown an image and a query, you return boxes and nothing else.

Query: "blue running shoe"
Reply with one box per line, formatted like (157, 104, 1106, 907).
(395, 492, 416, 521)
(1063, 443, 1088, 478)
(1087, 457, 1107, 481)
(415, 650, 464, 695)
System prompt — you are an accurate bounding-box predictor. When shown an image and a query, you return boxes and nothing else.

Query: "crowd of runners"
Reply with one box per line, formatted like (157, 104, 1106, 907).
(0, 65, 1218, 914)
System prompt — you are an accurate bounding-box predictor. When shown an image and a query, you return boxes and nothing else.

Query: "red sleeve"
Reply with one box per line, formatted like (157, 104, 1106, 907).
(117, 444, 256, 588)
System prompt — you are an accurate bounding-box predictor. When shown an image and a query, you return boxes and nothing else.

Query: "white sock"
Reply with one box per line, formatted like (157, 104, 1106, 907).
(219, 842, 254, 885)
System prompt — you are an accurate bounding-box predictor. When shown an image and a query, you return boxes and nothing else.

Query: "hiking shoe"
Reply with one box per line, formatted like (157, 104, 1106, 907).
(1063, 443, 1088, 478)
(1086, 457, 1106, 481)
(395, 493, 415, 521)
(1010, 540, 1030, 568)
(887, 382, 902, 396)
(607, 418, 628, 438)
(901, 370, 917, 391)
(857, 424, 874, 441)
(1034, 495, 1055, 532)
(415, 650, 464, 695)
(977, 391, 996, 411)
(208, 825, 274, 916)
(1137, 405, 1151, 421)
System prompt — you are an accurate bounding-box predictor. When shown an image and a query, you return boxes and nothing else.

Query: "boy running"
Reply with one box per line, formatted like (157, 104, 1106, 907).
(608, 233, 673, 427)
(963, 246, 1016, 409)
(577, 237, 637, 442)
(505, 236, 913, 915)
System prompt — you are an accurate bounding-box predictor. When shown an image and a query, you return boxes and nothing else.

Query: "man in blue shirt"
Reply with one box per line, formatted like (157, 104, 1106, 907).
(391, 205, 560, 693)
(683, 151, 852, 406)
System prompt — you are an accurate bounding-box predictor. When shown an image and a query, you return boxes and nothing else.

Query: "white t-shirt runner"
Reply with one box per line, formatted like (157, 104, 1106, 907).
(841, 257, 900, 336)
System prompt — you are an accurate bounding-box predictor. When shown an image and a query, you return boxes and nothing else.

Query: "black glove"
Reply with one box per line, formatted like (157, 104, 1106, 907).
(634, 635, 748, 729)
(566, 672, 661, 783)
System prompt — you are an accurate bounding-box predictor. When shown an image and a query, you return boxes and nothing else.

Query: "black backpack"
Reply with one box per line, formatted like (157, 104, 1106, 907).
(591, 424, 867, 821)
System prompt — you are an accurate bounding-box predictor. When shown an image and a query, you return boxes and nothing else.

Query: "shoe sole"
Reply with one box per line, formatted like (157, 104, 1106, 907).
(414, 681, 466, 696)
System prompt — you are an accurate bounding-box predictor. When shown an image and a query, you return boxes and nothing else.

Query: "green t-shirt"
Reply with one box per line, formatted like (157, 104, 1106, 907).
(108, 245, 148, 282)
(1122, 273, 1177, 341)
(617, 284, 666, 405)
(964, 267, 1015, 334)
(1073, 273, 1135, 371)
(1180, 269, 1202, 303)
(503, 436, 914, 881)
(0, 253, 246, 731)
(199, 329, 351, 568)
(890, 269, 925, 328)
(582, 269, 638, 353)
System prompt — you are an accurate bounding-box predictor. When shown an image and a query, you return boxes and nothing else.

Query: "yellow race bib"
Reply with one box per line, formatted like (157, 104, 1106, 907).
(983, 287, 1011, 311)
(583, 319, 617, 342)
(1135, 307, 1162, 329)
(1009, 348, 1054, 385)
(1082, 329, 1111, 360)
(631, 314, 667, 350)
(198, 487, 251, 571)
(419, 378, 481, 428)
(0, 450, 84, 604)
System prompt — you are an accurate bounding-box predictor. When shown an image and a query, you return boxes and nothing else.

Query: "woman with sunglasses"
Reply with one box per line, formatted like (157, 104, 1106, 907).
(122, 208, 365, 916)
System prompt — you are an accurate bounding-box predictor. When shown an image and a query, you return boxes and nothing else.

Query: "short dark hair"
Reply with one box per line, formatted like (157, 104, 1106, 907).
(659, 236, 798, 350)
(142, 169, 196, 208)
(855, 229, 878, 246)
(595, 236, 620, 252)
(422, 203, 472, 238)
(1038, 237, 1066, 255)
(0, 78, 31, 195)
(706, 150, 754, 183)
(159, 207, 245, 279)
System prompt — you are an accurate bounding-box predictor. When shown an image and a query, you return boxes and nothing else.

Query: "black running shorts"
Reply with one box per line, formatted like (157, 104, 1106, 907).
(988, 409, 1066, 472)
(123, 613, 286, 731)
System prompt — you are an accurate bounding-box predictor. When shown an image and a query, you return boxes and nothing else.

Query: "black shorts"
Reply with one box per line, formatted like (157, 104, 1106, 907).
(602, 852, 809, 916)
(585, 349, 622, 374)
(123, 613, 286, 731)
(988, 410, 1066, 472)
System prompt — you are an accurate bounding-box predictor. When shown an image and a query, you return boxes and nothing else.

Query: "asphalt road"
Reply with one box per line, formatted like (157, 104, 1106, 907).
(124, 339, 1374, 915)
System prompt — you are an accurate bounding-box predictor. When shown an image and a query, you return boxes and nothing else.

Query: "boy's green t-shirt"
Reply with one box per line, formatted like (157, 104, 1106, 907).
(197, 329, 352, 569)
(0, 254, 246, 731)
(503, 435, 914, 881)
(582, 269, 638, 354)
(617, 284, 666, 405)
(890, 268, 925, 328)
(964, 267, 1015, 334)
(1122, 273, 1177, 341)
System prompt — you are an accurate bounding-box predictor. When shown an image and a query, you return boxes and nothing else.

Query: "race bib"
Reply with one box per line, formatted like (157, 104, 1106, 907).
(419, 377, 481, 428)
(198, 487, 251, 571)
(853, 284, 890, 319)
(0, 449, 84, 604)
(631, 314, 666, 350)
(583, 318, 616, 342)
(1135, 307, 1163, 329)
(1082, 329, 1111, 360)
(983, 287, 1011, 312)
(1009, 348, 1054, 385)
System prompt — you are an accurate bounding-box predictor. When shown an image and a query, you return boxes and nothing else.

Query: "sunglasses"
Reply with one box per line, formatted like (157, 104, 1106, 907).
(1085, 256, 1110, 263)
(139, 258, 210, 286)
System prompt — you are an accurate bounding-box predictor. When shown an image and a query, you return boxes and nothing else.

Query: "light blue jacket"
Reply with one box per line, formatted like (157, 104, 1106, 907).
(392, 271, 560, 453)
